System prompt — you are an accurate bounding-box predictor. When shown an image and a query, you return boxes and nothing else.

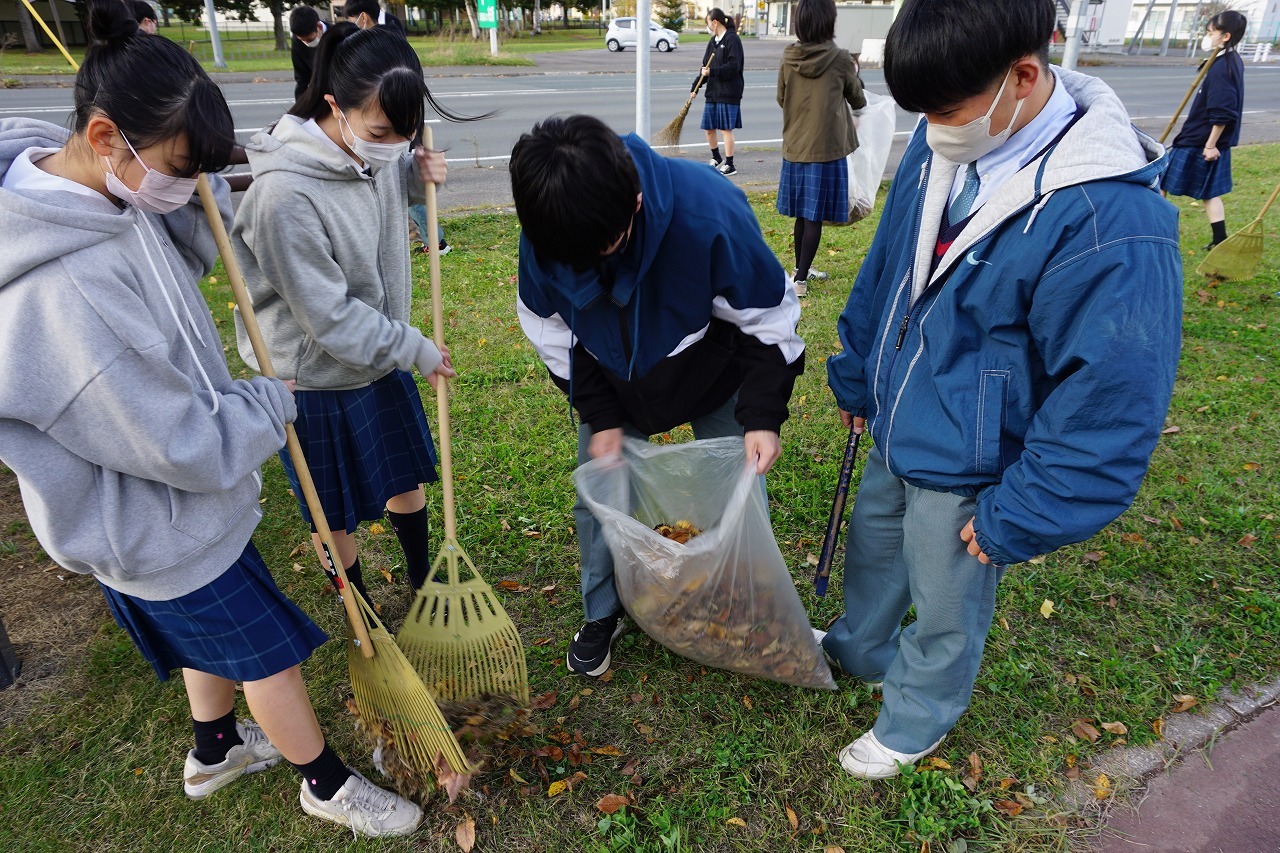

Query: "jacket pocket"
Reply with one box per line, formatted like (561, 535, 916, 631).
(976, 370, 1009, 476)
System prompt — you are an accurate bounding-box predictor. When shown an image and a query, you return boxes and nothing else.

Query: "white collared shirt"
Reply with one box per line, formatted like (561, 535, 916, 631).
(948, 68, 1079, 213)
(1, 146, 121, 213)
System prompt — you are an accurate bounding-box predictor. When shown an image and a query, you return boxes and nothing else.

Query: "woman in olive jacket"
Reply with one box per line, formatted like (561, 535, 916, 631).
(698, 8, 745, 175)
(776, 0, 864, 295)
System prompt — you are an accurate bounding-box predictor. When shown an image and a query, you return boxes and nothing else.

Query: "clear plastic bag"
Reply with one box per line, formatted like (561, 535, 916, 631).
(846, 90, 898, 223)
(574, 437, 835, 690)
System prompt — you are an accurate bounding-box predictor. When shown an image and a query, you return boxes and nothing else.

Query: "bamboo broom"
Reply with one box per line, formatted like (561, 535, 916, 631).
(1197, 181, 1280, 281)
(654, 55, 714, 149)
(15, 0, 471, 776)
(396, 128, 530, 706)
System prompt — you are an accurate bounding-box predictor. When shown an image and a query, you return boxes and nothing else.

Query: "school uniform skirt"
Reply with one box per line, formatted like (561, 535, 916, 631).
(282, 369, 439, 534)
(701, 101, 743, 131)
(100, 542, 328, 682)
(1162, 146, 1233, 200)
(777, 158, 850, 224)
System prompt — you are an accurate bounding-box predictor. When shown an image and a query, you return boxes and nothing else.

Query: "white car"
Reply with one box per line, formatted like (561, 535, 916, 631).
(606, 18, 679, 52)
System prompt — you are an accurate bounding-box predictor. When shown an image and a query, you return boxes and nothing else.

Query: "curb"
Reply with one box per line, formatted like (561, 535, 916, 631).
(1058, 675, 1280, 822)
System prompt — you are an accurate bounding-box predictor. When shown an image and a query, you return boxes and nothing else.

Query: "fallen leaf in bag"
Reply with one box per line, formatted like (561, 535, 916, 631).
(596, 794, 630, 814)
(455, 816, 476, 852)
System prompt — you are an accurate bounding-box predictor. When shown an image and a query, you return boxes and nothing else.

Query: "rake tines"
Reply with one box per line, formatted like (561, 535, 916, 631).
(397, 541, 530, 704)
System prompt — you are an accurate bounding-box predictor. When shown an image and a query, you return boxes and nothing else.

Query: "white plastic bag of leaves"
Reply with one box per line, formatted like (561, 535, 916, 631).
(574, 436, 835, 690)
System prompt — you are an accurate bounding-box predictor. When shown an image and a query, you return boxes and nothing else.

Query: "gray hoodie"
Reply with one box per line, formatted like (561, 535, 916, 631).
(0, 118, 296, 601)
(231, 115, 441, 390)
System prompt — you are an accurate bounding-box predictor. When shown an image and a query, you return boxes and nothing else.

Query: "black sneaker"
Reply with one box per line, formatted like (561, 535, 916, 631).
(717, 162, 738, 177)
(566, 611, 625, 677)
(438, 240, 452, 256)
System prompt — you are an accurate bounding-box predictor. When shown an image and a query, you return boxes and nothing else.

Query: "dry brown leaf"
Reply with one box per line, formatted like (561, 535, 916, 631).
(994, 799, 1024, 817)
(966, 752, 983, 783)
(1171, 694, 1198, 713)
(742, 695, 754, 711)
(596, 794, 630, 815)
(496, 580, 530, 592)
(1169, 515, 1184, 531)
(1152, 717, 1165, 739)
(785, 804, 799, 830)
(1093, 773, 1113, 800)
(726, 817, 748, 828)
(1072, 719, 1101, 743)
(591, 745, 623, 756)
(1120, 532, 1144, 544)
(1083, 551, 1104, 563)
(530, 691, 557, 710)
(533, 637, 553, 647)
(455, 816, 476, 852)
(806, 553, 820, 567)
(998, 776, 1017, 790)
(1237, 533, 1258, 547)
(1161, 425, 1181, 434)
(824, 847, 847, 853)
(1242, 462, 1260, 472)
(921, 756, 952, 770)
(1101, 721, 1128, 735)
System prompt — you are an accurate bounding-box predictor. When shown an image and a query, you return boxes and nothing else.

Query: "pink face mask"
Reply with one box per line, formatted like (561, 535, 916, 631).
(102, 131, 198, 214)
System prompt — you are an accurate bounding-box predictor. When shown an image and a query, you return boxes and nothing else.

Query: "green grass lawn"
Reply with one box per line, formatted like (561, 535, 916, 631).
(0, 146, 1277, 852)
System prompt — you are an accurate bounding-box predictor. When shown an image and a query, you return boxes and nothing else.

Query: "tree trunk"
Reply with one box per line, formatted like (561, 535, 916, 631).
(271, 0, 287, 51)
(533, 0, 541, 33)
(464, 0, 480, 39)
(17, 5, 45, 54)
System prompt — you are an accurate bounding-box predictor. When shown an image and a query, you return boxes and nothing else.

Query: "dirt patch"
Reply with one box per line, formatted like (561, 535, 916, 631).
(0, 465, 108, 727)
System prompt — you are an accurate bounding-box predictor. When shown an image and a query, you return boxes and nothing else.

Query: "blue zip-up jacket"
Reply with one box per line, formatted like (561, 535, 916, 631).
(518, 135, 805, 436)
(827, 69, 1183, 567)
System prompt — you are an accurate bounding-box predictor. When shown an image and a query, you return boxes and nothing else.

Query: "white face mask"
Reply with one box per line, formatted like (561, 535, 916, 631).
(303, 32, 322, 48)
(337, 109, 411, 170)
(102, 131, 198, 213)
(1201, 33, 1218, 51)
(925, 68, 1026, 164)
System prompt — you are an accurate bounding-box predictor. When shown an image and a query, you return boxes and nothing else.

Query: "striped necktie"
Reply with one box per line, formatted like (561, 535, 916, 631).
(949, 162, 981, 222)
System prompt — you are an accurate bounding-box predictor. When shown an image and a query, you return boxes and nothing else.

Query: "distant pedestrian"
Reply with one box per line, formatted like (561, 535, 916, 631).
(131, 0, 157, 33)
(1162, 10, 1247, 251)
(775, 0, 864, 295)
(289, 5, 327, 101)
(698, 8, 744, 176)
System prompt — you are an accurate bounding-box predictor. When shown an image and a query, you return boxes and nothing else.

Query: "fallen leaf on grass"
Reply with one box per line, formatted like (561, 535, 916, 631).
(1119, 532, 1144, 544)
(1171, 694, 1198, 713)
(1243, 462, 1261, 472)
(998, 777, 1017, 790)
(742, 695, 754, 710)
(532, 637, 553, 647)
(496, 580, 531, 592)
(1152, 718, 1165, 738)
(994, 799, 1024, 817)
(530, 691, 557, 710)
(1101, 721, 1128, 735)
(596, 794, 629, 814)
(1237, 533, 1258, 547)
(1039, 599, 1056, 619)
(726, 817, 747, 828)
(455, 816, 475, 852)
(591, 745, 623, 756)
(1071, 720, 1101, 743)
(1083, 551, 1104, 563)
(806, 553, 820, 567)
(962, 752, 983, 790)
(1093, 773, 1112, 800)
(1161, 426, 1181, 435)
(824, 847, 846, 853)
(785, 804, 799, 830)
(920, 756, 952, 770)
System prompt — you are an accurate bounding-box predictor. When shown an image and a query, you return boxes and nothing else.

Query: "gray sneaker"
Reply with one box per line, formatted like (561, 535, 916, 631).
(299, 769, 423, 837)
(182, 720, 281, 800)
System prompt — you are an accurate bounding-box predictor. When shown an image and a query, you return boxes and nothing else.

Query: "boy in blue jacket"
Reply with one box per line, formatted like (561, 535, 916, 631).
(510, 115, 805, 678)
(822, 0, 1182, 779)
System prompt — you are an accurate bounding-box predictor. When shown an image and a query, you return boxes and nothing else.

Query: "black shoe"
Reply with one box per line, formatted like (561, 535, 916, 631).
(717, 163, 738, 177)
(1202, 241, 1221, 252)
(566, 611, 625, 677)
(438, 240, 452, 256)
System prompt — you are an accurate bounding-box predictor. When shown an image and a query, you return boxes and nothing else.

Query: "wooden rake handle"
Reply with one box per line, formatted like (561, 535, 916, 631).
(1159, 49, 1219, 145)
(1256, 181, 1280, 221)
(420, 128, 460, 558)
(195, 178, 375, 658)
(11, 0, 370, 659)
(813, 426, 862, 598)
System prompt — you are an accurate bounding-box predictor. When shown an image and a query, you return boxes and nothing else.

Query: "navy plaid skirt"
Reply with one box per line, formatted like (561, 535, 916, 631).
(282, 369, 439, 534)
(1162, 146, 1233, 200)
(701, 102, 742, 131)
(100, 542, 327, 682)
(777, 158, 850, 223)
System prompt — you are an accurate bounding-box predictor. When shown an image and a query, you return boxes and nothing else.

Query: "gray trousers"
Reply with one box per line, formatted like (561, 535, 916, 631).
(821, 446, 1005, 754)
(574, 395, 743, 622)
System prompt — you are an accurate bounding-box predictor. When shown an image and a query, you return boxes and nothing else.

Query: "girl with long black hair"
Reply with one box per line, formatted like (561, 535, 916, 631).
(232, 23, 468, 605)
(0, 0, 421, 836)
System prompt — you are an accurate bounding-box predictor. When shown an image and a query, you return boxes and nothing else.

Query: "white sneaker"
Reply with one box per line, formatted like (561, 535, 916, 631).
(839, 730, 944, 780)
(299, 769, 423, 837)
(803, 268, 829, 281)
(811, 629, 882, 689)
(182, 720, 281, 800)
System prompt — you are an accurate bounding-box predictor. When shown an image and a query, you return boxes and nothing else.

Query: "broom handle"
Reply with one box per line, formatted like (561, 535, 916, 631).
(1159, 49, 1219, 145)
(196, 179, 375, 657)
(814, 427, 861, 598)
(421, 128, 459, 559)
(16, 0, 374, 658)
(689, 55, 714, 101)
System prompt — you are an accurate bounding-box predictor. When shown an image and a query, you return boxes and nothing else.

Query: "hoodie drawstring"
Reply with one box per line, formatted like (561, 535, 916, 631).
(1023, 190, 1056, 234)
(132, 214, 220, 414)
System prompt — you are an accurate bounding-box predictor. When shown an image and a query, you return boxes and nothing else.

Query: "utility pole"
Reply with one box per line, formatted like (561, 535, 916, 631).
(636, 0, 651, 139)
(1160, 0, 1179, 57)
(1061, 0, 1088, 70)
(1128, 0, 1157, 55)
(203, 0, 226, 68)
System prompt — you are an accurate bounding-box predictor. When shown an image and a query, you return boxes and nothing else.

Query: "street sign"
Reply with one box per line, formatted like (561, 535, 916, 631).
(757, 1, 765, 10)
(477, 0, 497, 29)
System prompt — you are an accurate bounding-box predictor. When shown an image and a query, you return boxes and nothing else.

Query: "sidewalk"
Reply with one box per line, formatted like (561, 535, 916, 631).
(1082, 677, 1280, 853)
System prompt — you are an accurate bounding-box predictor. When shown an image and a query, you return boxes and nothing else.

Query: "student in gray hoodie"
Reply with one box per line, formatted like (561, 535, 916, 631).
(0, 0, 421, 837)
(232, 24, 456, 600)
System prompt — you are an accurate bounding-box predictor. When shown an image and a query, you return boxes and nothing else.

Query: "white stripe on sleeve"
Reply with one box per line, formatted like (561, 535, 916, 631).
(711, 270, 805, 364)
(517, 297, 575, 381)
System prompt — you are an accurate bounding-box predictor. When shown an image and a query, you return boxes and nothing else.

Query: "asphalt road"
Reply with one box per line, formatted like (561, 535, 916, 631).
(2, 44, 1277, 214)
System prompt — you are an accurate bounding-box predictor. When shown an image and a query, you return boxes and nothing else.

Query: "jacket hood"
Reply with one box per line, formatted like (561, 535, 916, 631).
(522, 134, 676, 313)
(0, 118, 137, 287)
(244, 114, 371, 183)
(781, 40, 845, 79)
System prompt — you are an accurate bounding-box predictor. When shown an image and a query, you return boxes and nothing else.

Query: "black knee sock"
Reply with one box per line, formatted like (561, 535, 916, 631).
(1211, 220, 1228, 245)
(710, 147, 722, 164)
(343, 556, 370, 603)
(387, 507, 432, 590)
(192, 710, 243, 765)
(293, 744, 352, 801)
(795, 218, 824, 280)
